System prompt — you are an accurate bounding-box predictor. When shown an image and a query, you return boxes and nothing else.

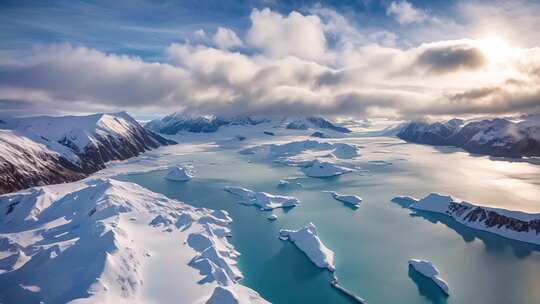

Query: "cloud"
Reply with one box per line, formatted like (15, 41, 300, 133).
(246, 8, 326, 60)
(412, 41, 487, 74)
(212, 27, 242, 50)
(386, 0, 428, 24)
(0, 8, 539, 120)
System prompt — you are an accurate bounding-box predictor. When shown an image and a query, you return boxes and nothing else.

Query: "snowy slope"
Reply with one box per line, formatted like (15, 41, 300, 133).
(0, 179, 268, 304)
(145, 113, 271, 134)
(0, 112, 175, 194)
(145, 112, 351, 134)
(397, 117, 540, 158)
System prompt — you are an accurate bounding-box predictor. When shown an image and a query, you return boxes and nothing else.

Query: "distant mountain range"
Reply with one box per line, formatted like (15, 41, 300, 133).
(0, 112, 174, 194)
(145, 113, 352, 134)
(397, 115, 540, 158)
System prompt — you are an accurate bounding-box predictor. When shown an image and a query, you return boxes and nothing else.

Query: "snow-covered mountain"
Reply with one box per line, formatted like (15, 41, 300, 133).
(0, 178, 268, 303)
(145, 112, 351, 134)
(285, 116, 351, 133)
(397, 116, 540, 158)
(145, 113, 271, 134)
(0, 112, 175, 194)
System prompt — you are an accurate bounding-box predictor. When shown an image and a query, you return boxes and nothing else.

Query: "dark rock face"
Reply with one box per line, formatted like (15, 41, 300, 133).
(0, 115, 175, 194)
(263, 131, 275, 136)
(397, 118, 540, 158)
(448, 202, 540, 235)
(0, 148, 85, 195)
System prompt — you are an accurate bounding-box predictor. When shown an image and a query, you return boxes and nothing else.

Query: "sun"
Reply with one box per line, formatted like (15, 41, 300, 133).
(475, 36, 516, 63)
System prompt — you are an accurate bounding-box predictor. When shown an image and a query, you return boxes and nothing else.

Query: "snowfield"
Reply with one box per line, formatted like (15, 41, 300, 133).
(279, 223, 335, 271)
(0, 179, 268, 304)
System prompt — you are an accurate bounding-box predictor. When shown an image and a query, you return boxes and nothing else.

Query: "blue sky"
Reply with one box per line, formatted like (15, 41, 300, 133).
(0, 1, 440, 57)
(1, 0, 539, 118)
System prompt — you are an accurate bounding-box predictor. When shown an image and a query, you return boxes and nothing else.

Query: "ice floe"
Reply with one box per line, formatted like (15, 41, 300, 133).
(165, 165, 195, 181)
(224, 186, 299, 210)
(408, 259, 449, 295)
(279, 223, 335, 271)
(300, 159, 355, 178)
(267, 214, 278, 221)
(326, 191, 362, 207)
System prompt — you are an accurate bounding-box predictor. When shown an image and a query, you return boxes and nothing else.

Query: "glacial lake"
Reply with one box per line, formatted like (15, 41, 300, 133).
(116, 136, 540, 304)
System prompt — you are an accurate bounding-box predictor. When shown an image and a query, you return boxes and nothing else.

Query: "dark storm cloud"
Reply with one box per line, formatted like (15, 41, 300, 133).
(414, 44, 487, 74)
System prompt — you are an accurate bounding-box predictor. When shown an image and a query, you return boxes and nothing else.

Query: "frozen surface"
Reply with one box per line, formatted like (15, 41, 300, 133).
(0, 179, 268, 303)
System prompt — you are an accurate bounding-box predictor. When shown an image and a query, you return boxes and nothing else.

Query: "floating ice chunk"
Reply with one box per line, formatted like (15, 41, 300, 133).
(408, 259, 449, 295)
(279, 223, 335, 271)
(267, 214, 278, 221)
(326, 191, 362, 207)
(164, 165, 194, 181)
(331, 143, 360, 159)
(224, 186, 299, 210)
(300, 159, 354, 178)
(277, 180, 290, 187)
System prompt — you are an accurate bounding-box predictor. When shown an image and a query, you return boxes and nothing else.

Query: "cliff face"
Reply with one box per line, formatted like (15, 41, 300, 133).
(0, 112, 175, 194)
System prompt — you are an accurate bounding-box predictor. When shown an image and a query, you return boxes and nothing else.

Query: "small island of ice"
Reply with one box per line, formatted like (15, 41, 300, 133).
(326, 191, 362, 207)
(300, 159, 354, 178)
(279, 223, 335, 271)
(165, 165, 195, 181)
(224, 186, 300, 210)
(392, 193, 540, 245)
(267, 214, 278, 221)
(278, 180, 290, 187)
(408, 259, 449, 295)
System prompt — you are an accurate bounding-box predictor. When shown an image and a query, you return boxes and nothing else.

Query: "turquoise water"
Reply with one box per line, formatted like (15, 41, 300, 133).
(116, 139, 540, 304)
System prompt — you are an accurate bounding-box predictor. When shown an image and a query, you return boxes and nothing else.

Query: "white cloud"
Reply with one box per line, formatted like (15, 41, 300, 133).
(212, 27, 242, 50)
(1, 8, 539, 119)
(386, 0, 428, 24)
(247, 8, 326, 60)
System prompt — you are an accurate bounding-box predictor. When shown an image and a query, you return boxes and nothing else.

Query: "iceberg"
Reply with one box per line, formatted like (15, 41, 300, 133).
(392, 193, 540, 245)
(224, 186, 299, 210)
(326, 191, 362, 207)
(267, 214, 278, 221)
(164, 165, 195, 181)
(408, 259, 449, 295)
(279, 223, 335, 271)
(300, 159, 354, 178)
